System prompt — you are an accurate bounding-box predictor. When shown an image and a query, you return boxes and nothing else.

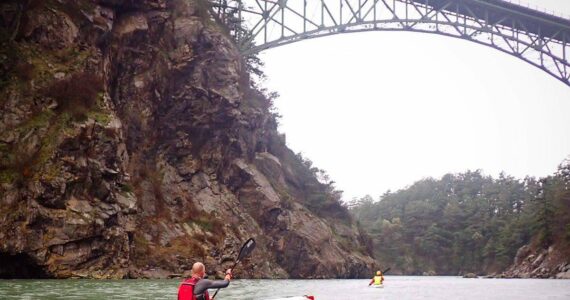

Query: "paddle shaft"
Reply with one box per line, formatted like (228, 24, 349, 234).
(211, 238, 255, 300)
(210, 260, 241, 300)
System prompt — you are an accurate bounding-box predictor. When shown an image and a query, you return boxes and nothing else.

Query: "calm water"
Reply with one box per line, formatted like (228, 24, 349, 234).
(0, 277, 569, 299)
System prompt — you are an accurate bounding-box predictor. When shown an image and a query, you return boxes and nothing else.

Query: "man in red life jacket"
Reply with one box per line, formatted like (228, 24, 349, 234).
(178, 262, 232, 300)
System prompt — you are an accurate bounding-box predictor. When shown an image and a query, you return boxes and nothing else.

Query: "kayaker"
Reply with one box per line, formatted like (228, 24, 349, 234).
(368, 270, 384, 286)
(178, 262, 232, 300)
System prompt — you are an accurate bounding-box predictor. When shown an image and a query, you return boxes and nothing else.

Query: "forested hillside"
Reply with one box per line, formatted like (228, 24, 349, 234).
(351, 159, 570, 276)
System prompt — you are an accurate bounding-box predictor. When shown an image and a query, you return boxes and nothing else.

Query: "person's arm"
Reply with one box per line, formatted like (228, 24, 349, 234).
(194, 269, 233, 295)
(369, 278, 374, 286)
(193, 279, 230, 295)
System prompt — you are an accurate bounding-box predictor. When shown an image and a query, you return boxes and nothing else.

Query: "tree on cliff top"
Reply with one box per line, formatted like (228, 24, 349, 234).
(351, 158, 570, 275)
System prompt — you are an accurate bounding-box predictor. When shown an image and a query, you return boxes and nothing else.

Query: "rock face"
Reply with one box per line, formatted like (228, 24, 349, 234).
(501, 245, 569, 279)
(0, 0, 375, 279)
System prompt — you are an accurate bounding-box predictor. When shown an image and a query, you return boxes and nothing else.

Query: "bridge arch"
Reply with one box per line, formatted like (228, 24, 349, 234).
(212, 0, 570, 86)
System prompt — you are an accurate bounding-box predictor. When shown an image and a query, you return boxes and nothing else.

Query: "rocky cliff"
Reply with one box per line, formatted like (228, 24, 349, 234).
(500, 244, 570, 279)
(0, 0, 375, 279)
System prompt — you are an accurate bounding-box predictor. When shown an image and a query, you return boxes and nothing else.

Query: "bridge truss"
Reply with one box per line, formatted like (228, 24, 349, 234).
(211, 0, 570, 86)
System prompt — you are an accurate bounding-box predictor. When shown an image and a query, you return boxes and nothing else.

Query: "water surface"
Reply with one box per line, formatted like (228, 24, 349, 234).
(1, 276, 569, 299)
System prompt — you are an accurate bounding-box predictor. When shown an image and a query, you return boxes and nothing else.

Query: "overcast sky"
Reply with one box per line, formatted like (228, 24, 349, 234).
(259, 0, 570, 200)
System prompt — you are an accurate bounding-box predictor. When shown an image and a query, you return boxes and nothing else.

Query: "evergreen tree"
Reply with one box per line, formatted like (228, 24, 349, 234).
(351, 158, 570, 275)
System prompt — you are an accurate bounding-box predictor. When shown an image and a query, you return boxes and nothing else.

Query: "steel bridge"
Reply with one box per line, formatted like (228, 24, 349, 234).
(211, 0, 570, 86)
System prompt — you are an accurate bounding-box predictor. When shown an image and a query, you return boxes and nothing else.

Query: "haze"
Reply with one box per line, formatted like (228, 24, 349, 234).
(261, 0, 570, 200)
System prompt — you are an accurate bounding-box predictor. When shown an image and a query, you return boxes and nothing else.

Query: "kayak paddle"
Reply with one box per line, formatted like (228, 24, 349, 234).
(211, 238, 256, 299)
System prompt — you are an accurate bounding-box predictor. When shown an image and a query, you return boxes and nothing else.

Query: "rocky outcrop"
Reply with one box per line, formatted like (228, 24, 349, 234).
(500, 245, 569, 279)
(0, 0, 375, 279)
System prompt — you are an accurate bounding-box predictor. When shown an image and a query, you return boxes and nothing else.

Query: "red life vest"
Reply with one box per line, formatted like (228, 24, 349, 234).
(178, 277, 210, 300)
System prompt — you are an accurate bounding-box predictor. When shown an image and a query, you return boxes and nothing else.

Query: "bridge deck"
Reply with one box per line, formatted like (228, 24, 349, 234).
(416, 0, 570, 41)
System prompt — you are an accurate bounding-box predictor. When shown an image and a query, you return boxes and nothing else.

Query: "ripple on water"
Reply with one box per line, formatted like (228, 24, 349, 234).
(0, 277, 569, 300)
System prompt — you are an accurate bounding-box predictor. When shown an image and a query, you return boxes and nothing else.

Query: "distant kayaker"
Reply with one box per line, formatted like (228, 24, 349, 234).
(368, 270, 384, 286)
(178, 262, 232, 300)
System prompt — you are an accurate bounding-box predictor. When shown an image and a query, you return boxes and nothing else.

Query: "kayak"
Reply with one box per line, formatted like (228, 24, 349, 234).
(268, 297, 315, 300)
(371, 284, 384, 288)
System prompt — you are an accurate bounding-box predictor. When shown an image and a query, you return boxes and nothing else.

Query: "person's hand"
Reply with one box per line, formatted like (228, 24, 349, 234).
(224, 269, 232, 281)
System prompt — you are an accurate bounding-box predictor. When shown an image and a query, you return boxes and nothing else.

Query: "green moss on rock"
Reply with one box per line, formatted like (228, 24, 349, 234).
(0, 169, 18, 184)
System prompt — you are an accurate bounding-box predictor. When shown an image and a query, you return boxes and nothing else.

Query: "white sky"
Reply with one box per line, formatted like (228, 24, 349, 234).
(260, 0, 570, 200)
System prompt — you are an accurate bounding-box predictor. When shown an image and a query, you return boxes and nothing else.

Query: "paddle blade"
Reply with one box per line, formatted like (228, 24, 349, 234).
(236, 238, 256, 263)
(212, 238, 256, 300)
